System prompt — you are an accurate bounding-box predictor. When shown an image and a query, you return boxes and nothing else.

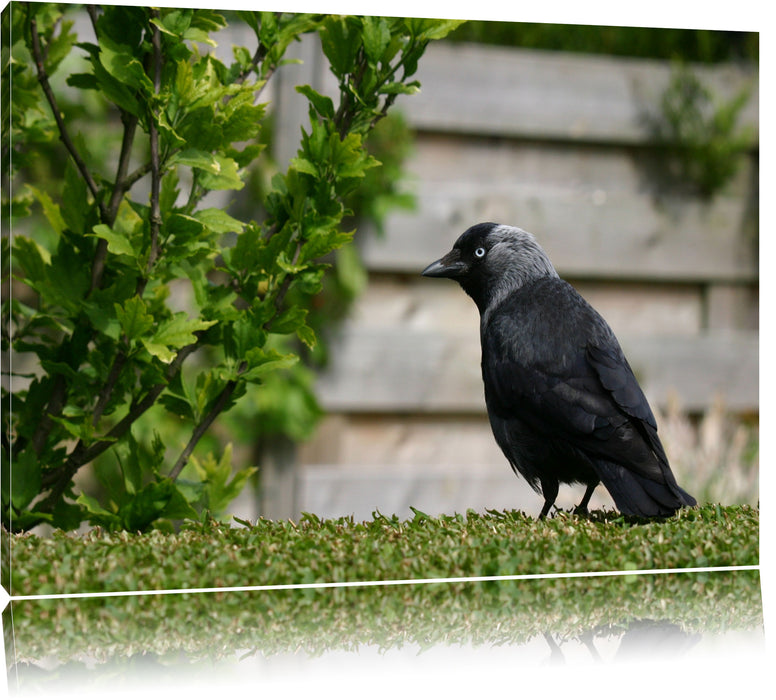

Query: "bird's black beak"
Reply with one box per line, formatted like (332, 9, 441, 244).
(421, 248, 468, 279)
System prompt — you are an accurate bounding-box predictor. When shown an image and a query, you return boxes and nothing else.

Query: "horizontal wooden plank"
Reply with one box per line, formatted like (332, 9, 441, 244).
(299, 415, 506, 469)
(358, 139, 758, 282)
(392, 43, 759, 144)
(296, 464, 585, 520)
(349, 277, 706, 337)
(314, 328, 758, 413)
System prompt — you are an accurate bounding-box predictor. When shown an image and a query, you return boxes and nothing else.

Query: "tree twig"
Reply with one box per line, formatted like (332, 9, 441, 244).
(89, 112, 140, 295)
(236, 42, 269, 85)
(168, 368, 244, 482)
(28, 7, 108, 224)
(85, 4, 100, 36)
(107, 112, 140, 224)
(146, 11, 163, 272)
(91, 348, 128, 427)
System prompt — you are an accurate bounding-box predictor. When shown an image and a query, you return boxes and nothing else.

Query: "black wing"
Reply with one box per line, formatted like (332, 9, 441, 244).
(482, 278, 695, 513)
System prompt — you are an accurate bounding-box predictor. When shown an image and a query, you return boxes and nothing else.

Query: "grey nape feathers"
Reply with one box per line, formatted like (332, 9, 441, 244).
(422, 222, 696, 518)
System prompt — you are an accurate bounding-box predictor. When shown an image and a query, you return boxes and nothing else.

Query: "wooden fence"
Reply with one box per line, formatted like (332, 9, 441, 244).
(253, 38, 759, 520)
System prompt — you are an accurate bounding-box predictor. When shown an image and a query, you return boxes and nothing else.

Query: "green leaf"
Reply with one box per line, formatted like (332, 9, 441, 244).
(193, 208, 245, 234)
(44, 243, 91, 309)
(26, 185, 66, 236)
(61, 161, 89, 234)
(319, 16, 360, 77)
(289, 156, 319, 178)
(188, 444, 257, 516)
(84, 43, 141, 115)
(165, 213, 206, 242)
(362, 16, 391, 65)
(241, 348, 299, 383)
(98, 35, 154, 95)
(76, 492, 121, 525)
(405, 18, 466, 43)
(197, 155, 244, 191)
(115, 296, 154, 341)
(159, 372, 196, 420)
(50, 500, 86, 531)
(159, 8, 193, 35)
(82, 298, 122, 340)
(12, 237, 50, 284)
(296, 324, 317, 350)
(183, 27, 217, 47)
(10, 449, 42, 510)
(299, 228, 354, 262)
(142, 313, 216, 363)
(192, 9, 227, 32)
(91, 224, 138, 258)
(116, 479, 198, 532)
(169, 148, 222, 173)
(296, 84, 335, 120)
(42, 18, 78, 75)
(269, 306, 308, 335)
(225, 316, 266, 359)
(237, 10, 259, 36)
(335, 243, 368, 297)
(50, 412, 99, 445)
(66, 72, 100, 90)
(380, 81, 421, 96)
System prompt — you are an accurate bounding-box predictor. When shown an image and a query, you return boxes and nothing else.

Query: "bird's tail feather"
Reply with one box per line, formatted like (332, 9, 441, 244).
(594, 461, 696, 517)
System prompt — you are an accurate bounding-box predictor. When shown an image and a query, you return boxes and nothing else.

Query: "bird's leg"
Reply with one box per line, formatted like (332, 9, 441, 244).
(539, 479, 559, 519)
(574, 481, 598, 515)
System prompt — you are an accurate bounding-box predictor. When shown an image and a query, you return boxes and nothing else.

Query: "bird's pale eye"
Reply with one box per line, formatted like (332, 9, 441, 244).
(474, 247, 486, 258)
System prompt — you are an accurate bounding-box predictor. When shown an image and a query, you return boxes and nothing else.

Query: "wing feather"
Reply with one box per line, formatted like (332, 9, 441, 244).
(481, 279, 664, 482)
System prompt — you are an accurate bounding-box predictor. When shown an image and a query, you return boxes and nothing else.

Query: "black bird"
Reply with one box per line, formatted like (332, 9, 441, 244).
(422, 222, 696, 518)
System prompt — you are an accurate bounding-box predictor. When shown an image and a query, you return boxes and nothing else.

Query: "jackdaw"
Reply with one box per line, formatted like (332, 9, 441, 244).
(422, 222, 696, 518)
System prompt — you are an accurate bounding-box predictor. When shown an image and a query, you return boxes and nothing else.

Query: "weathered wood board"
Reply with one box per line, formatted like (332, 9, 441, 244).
(358, 138, 758, 282)
(314, 326, 757, 414)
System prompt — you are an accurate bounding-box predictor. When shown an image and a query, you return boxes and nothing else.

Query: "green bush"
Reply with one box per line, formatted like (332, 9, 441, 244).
(1, 5, 462, 532)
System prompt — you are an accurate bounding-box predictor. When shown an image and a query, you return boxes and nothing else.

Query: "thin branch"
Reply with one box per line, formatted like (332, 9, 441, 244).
(88, 113, 140, 295)
(29, 374, 66, 455)
(168, 233, 301, 481)
(168, 370, 244, 482)
(107, 112, 140, 224)
(146, 12, 163, 272)
(86, 16, 158, 427)
(123, 160, 155, 191)
(266, 241, 303, 323)
(369, 92, 398, 133)
(168, 228, 302, 481)
(91, 347, 128, 427)
(236, 42, 269, 85)
(28, 8, 109, 224)
(85, 4, 100, 36)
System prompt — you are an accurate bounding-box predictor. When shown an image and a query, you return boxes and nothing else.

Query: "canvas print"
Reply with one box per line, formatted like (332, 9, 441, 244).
(0, 1, 762, 694)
